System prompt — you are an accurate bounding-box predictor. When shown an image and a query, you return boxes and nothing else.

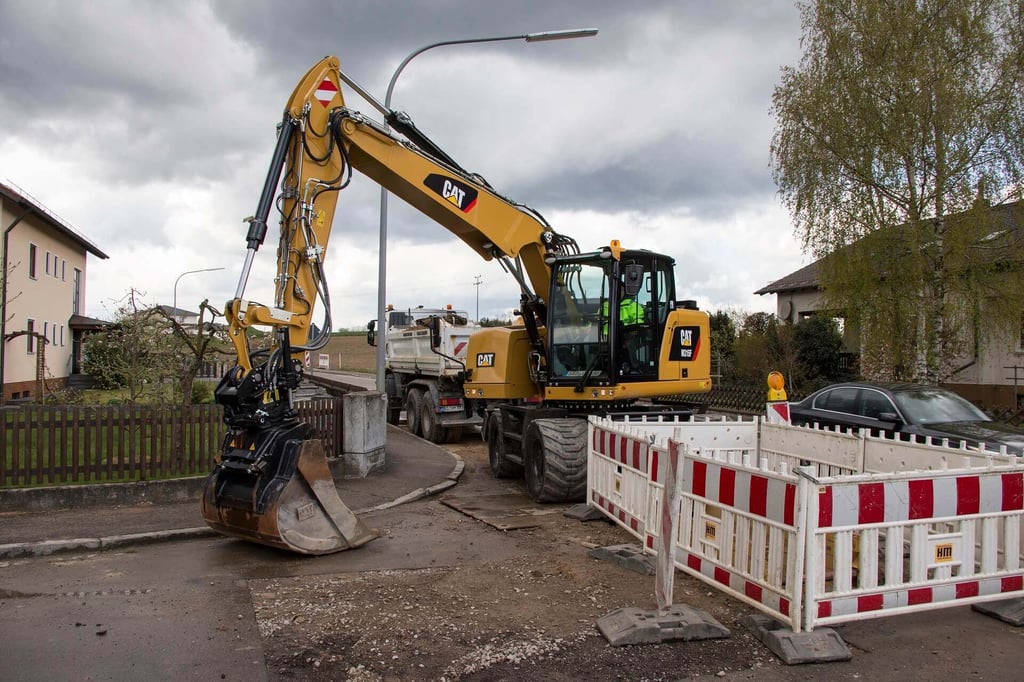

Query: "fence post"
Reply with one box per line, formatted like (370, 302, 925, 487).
(655, 439, 682, 612)
(796, 466, 818, 633)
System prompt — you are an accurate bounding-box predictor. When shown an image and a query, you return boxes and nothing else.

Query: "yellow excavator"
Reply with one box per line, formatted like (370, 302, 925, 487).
(202, 56, 711, 554)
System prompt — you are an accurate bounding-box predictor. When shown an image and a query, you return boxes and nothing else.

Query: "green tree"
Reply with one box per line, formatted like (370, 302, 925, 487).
(771, 0, 1024, 383)
(478, 317, 514, 327)
(793, 314, 851, 390)
(709, 310, 738, 381)
(733, 312, 799, 386)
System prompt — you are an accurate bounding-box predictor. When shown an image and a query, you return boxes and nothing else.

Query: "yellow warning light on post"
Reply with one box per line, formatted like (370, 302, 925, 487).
(767, 371, 787, 401)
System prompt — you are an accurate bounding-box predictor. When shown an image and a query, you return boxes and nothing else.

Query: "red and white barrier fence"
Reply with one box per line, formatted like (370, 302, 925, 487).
(587, 415, 1024, 633)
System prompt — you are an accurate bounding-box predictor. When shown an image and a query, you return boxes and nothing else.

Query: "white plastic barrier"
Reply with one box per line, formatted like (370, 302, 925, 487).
(669, 446, 804, 630)
(759, 421, 1018, 477)
(803, 465, 1024, 630)
(587, 415, 1024, 633)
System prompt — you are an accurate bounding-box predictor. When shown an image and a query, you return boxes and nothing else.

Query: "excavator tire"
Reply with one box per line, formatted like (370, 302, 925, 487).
(487, 415, 520, 478)
(523, 417, 588, 503)
(405, 389, 423, 437)
(201, 429, 378, 555)
(420, 394, 446, 443)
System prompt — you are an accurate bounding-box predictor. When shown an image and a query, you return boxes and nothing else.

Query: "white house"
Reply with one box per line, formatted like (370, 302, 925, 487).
(755, 201, 1024, 408)
(1, 181, 108, 402)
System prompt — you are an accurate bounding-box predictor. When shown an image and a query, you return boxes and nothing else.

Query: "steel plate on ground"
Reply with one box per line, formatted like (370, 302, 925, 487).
(440, 494, 568, 530)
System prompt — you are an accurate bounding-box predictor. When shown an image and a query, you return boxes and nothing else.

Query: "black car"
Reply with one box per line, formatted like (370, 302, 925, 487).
(788, 381, 1024, 456)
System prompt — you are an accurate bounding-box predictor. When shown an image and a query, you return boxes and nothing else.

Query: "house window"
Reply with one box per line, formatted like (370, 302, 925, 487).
(45, 251, 51, 276)
(61, 259, 66, 281)
(60, 325, 64, 346)
(43, 321, 48, 344)
(28, 244, 37, 279)
(72, 268, 82, 315)
(26, 319, 35, 353)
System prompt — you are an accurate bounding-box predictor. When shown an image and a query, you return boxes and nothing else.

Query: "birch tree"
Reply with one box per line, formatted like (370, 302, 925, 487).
(771, 0, 1024, 382)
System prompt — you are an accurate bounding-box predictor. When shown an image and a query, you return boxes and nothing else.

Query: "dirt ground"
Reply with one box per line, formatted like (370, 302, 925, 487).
(248, 437, 780, 682)
(246, 436, 1024, 682)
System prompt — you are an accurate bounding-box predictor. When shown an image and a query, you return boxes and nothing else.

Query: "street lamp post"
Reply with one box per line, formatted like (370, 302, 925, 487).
(173, 267, 225, 321)
(474, 275, 482, 322)
(375, 28, 598, 391)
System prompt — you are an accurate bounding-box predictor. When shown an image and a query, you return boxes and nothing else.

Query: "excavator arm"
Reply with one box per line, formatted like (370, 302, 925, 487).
(203, 56, 577, 554)
(219, 56, 574, 415)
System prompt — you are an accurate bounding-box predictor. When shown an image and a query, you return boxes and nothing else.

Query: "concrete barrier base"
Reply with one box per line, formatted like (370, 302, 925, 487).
(340, 390, 387, 478)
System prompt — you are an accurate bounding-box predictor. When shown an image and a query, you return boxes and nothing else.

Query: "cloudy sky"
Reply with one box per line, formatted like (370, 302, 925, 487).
(0, 0, 807, 329)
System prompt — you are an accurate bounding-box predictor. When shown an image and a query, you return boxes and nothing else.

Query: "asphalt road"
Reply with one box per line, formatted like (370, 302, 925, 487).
(4, 437, 1024, 680)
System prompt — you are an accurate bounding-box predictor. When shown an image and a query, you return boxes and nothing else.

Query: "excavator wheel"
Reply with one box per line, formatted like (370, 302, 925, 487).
(487, 415, 520, 478)
(523, 418, 588, 503)
(201, 427, 378, 555)
(420, 394, 446, 443)
(405, 389, 423, 437)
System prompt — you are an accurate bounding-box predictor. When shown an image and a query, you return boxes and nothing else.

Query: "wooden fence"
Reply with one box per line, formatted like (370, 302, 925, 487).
(0, 398, 343, 488)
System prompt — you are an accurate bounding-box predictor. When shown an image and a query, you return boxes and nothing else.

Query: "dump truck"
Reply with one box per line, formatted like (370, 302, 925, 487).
(367, 305, 482, 443)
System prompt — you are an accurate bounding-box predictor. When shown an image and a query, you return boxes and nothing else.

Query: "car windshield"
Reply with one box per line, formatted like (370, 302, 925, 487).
(891, 387, 990, 425)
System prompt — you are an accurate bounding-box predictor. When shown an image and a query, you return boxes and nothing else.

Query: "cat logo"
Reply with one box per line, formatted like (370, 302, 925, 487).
(476, 352, 496, 368)
(669, 325, 702, 361)
(423, 173, 479, 213)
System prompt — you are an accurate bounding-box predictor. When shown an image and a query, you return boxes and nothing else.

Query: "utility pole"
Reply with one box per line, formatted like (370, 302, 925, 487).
(474, 275, 482, 322)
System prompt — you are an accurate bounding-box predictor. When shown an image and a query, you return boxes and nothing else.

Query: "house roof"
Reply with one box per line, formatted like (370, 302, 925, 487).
(754, 200, 1024, 297)
(1, 181, 109, 259)
(755, 260, 820, 295)
(157, 305, 198, 318)
(68, 314, 109, 331)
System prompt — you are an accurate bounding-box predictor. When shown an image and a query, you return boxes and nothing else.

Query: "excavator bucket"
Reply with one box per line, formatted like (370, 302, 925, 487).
(201, 427, 378, 555)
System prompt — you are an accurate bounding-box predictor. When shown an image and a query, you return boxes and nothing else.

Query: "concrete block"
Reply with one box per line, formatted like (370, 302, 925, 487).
(342, 391, 387, 455)
(564, 503, 607, 521)
(588, 543, 656, 575)
(741, 613, 851, 665)
(597, 605, 730, 646)
(338, 391, 387, 478)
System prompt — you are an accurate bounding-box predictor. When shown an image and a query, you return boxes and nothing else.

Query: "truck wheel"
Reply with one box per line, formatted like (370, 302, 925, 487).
(420, 394, 446, 443)
(384, 374, 401, 425)
(405, 389, 423, 437)
(524, 418, 588, 503)
(487, 416, 519, 478)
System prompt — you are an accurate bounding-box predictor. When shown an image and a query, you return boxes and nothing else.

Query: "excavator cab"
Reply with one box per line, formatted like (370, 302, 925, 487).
(547, 248, 672, 385)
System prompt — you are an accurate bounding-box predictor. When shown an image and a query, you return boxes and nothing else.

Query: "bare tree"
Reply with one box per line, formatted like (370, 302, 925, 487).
(155, 299, 229, 406)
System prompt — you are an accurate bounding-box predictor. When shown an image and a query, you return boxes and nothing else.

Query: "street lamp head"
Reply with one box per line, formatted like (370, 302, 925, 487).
(525, 28, 599, 42)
